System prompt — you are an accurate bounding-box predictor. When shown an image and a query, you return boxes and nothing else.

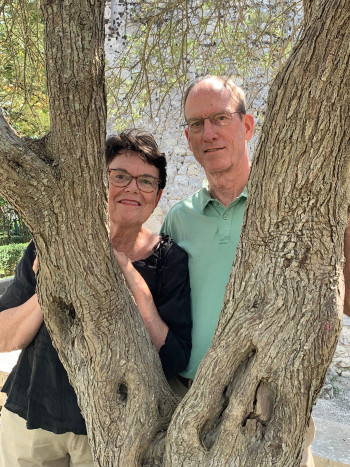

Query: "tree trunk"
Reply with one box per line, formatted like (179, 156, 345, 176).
(0, 1, 175, 465)
(0, 0, 349, 466)
(164, 0, 350, 465)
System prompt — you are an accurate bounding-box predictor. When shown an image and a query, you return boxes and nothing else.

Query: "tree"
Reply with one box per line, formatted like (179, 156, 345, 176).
(0, 197, 29, 243)
(107, 0, 303, 129)
(0, 0, 349, 466)
(0, 0, 48, 137)
(1, 0, 302, 134)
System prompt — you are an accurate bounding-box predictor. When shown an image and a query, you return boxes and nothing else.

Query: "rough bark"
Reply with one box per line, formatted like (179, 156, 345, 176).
(0, 1, 176, 466)
(0, 0, 349, 466)
(164, 0, 350, 465)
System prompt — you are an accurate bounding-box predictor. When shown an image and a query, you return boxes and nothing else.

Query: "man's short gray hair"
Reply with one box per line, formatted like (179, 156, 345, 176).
(183, 76, 247, 116)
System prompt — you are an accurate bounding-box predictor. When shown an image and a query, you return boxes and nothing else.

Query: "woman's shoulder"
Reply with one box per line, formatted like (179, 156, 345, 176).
(155, 233, 188, 265)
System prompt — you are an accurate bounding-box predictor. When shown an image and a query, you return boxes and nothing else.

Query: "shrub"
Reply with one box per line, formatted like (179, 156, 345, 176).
(0, 243, 28, 278)
(0, 235, 27, 246)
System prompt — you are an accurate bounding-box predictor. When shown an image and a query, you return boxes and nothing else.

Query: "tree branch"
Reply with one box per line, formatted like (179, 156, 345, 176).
(0, 109, 56, 231)
(0, 109, 23, 145)
(41, 0, 106, 171)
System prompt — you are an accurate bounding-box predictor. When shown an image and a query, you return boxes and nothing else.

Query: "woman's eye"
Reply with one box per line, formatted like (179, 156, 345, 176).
(140, 178, 152, 185)
(116, 174, 127, 180)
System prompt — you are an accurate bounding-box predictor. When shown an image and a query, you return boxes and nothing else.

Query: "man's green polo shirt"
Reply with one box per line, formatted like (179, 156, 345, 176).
(161, 183, 247, 380)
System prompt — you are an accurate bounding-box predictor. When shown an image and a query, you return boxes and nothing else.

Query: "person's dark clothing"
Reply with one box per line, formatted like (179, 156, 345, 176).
(1, 236, 191, 434)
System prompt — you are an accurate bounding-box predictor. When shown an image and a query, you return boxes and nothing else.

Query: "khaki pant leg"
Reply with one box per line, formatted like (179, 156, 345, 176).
(0, 407, 70, 467)
(68, 433, 94, 467)
(301, 416, 315, 467)
(168, 377, 190, 398)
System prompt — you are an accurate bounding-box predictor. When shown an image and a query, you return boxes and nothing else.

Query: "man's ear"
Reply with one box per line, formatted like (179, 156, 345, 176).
(185, 127, 193, 151)
(243, 113, 254, 142)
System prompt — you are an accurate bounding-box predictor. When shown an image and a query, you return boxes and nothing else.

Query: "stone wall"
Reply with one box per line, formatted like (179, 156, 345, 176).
(104, 0, 273, 232)
(320, 316, 350, 400)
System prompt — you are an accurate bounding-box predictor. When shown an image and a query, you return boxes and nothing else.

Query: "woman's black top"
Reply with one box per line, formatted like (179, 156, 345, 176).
(0, 235, 191, 434)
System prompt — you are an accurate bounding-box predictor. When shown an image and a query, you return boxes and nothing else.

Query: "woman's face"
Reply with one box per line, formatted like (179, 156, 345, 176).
(108, 150, 162, 228)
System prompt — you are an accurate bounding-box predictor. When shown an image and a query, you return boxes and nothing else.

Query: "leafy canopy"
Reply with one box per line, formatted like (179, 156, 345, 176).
(0, 0, 48, 137)
(0, 0, 302, 136)
(106, 0, 302, 129)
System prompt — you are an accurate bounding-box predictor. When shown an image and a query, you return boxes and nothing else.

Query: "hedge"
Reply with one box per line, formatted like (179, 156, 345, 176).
(0, 235, 27, 246)
(0, 243, 28, 278)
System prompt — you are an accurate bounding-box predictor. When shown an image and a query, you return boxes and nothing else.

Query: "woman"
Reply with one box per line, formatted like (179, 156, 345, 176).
(106, 129, 192, 379)
(0, 130, 191, 466)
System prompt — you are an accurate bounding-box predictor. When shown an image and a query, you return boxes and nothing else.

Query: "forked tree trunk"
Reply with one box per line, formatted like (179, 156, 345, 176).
(164, 0, 350, 465)
(0, 1, 176, 466)
(0, 0, 349, 466)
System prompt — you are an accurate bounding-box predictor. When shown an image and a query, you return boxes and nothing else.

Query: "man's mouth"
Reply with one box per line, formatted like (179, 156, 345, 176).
(205, 148, 224, 153)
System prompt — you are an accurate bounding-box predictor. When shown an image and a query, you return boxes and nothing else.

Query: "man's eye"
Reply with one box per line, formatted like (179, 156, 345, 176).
(215, 114, 230, 123)
(190, 120, 202, 128)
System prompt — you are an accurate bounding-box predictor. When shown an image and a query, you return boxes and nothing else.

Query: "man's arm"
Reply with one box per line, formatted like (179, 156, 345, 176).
(0, 294, 43, 352)
(344, 218, 350, 317)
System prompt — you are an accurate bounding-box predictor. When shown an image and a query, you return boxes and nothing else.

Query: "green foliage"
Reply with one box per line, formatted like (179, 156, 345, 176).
(0, 197, 32, 245)
(107, 0, 303, 130)
(0, 0, 48, 137)
(330, 374, 341, 395)
(0, 242, 28, 278)
(0, 0, 303, 136)
(0, 235, 26, 246)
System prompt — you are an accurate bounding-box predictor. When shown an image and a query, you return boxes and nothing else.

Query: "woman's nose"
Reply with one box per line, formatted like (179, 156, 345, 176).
(125, 177, 139, 192)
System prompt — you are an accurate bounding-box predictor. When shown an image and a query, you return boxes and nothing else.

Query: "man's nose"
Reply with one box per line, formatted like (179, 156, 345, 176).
(202, 118, 218, 141)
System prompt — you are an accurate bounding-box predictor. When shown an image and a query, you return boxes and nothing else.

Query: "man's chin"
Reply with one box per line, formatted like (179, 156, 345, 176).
(204, 163, 230, 174)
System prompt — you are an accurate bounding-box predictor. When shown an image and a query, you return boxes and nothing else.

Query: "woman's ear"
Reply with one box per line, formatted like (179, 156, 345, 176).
(154, 189, 163, 208)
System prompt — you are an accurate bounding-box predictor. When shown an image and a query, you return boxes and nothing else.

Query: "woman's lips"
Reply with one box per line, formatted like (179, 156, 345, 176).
(118, 199, 141, 206)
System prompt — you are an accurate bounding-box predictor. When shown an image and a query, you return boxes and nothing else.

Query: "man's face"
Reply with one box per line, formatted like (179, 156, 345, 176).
(184, 79, 254, 177)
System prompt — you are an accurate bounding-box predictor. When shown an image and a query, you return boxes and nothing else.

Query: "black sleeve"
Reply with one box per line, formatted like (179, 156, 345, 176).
(0, 240, 36, 312)
(156, 242, 192, 380)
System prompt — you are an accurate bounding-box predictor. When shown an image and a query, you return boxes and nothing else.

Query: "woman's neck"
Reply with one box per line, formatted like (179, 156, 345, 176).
(110, 222, 158, 262)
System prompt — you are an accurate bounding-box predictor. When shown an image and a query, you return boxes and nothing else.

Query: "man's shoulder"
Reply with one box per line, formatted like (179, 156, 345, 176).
(161, 189, 204, 241)
(166, 189, 203, 218)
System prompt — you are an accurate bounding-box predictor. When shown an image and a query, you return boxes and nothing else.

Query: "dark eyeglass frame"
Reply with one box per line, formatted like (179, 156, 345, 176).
(107, 168, 160, 193)
(181, 110, 244, 132)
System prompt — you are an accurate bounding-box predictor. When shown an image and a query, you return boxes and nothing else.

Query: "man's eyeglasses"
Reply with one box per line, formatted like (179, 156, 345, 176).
(183, 110, 243, 134)
(107, 169, 160, 193)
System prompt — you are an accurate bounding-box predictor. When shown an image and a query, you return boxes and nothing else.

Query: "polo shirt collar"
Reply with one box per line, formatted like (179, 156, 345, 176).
(199, 178, 248, 212)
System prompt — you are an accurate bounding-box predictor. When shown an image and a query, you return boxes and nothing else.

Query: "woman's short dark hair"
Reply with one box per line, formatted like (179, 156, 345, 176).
(105, 129, 167, 189)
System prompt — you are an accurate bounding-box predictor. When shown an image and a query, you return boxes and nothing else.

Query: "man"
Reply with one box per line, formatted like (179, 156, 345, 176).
(162, 75, 350, 465)
(162, 76, 254, 381)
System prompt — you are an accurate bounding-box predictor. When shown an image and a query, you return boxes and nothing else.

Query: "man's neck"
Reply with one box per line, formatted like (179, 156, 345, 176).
(206, 164, 250, 207)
